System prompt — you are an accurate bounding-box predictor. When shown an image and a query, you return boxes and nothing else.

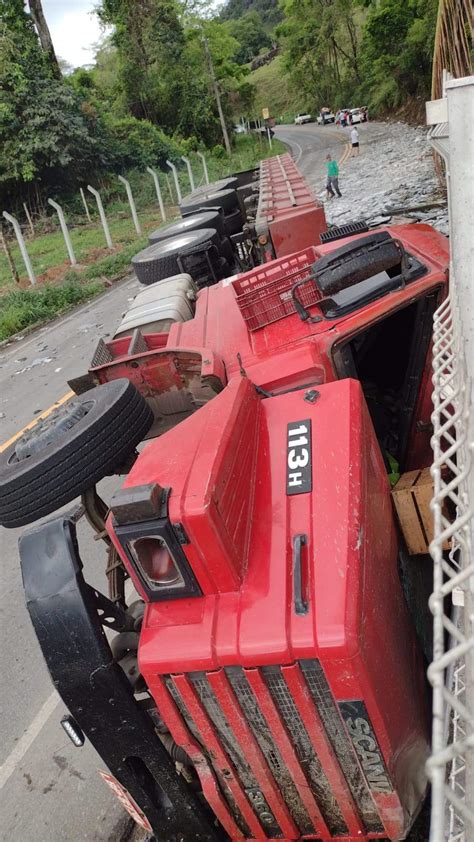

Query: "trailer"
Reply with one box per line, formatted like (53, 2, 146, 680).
(0, 145, 453, 841)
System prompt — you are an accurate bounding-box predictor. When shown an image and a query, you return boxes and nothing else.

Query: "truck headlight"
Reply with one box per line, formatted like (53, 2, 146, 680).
(110, 484, 201, 602)
(128, 535, 184, 589)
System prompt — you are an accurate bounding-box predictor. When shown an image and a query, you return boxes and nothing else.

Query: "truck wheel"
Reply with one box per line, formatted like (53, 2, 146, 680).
(188, 177, 238, 198)
(0, 380, 154, 529)
(148, 210, 224, 245)
(133, 228, 221, 285)
(180, 188, 237, 216)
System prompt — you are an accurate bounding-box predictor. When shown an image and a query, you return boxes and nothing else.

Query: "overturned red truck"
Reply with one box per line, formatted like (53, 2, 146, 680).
(0, 154, 449, 841)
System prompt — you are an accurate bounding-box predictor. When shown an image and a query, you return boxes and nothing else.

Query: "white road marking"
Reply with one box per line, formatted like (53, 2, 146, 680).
(292, 139, 303, 164)
(0, 691, 60, 790)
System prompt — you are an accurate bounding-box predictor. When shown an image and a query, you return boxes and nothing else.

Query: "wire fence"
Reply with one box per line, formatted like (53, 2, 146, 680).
(427, 75, 474, 842)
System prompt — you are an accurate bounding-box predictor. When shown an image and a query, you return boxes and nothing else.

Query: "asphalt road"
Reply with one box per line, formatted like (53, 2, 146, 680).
(275, 120, 349, 182)
(0, 121, 366, 841)
(0, 279, 142, 842)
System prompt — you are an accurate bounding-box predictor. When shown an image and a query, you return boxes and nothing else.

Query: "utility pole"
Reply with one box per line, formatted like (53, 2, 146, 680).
(202, 35, 231, 156)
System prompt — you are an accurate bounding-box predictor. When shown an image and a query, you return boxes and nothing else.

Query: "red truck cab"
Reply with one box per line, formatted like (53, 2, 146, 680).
(97, 223, 448, 839)
(8, 161, 449, 841)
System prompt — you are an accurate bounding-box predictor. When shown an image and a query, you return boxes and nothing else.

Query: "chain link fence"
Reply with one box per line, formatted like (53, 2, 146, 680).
(427, 75, 474, 842)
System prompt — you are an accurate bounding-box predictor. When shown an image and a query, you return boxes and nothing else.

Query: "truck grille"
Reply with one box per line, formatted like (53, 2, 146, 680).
(320, 220, 369, 244)
(162, 660, 384, 839)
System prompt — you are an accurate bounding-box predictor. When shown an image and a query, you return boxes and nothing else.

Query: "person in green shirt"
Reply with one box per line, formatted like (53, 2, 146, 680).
(325, 154, 342, 198)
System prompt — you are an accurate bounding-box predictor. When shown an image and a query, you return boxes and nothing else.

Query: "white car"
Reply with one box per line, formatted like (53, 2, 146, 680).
(317, 110, 335, 125)
(294, 113, 312, 125)
(350, 108, 363, 124)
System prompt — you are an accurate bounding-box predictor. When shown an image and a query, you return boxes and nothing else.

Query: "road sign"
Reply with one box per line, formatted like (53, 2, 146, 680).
(262, 107, 270, 120)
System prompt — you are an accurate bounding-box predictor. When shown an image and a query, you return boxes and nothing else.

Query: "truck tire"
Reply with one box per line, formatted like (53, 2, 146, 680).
(223, 208, 243, 236)
(148, 210, 224, 245)
(188, 177, 238, 198)
(133, 228, 221, 285)
(180, 189, 238, 216)
(0, 380, 154, 529)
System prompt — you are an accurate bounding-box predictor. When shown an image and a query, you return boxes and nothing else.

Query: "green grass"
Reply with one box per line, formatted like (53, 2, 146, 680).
(191, 133, 287, 182)
(0, 133, 287, 340)
(0, 279, 104, 341)
(0, 209, 165, 293)
(243, 55, 305, 123)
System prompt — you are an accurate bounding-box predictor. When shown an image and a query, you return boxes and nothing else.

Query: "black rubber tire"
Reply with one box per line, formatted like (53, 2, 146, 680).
(187, 177, 238, 198)
(132, 228, 221, 285)
(223, 208, 244, 236)
(148, 211, 223, 245)
(180, 188, 238, 216)
(0, 380, 154, 529)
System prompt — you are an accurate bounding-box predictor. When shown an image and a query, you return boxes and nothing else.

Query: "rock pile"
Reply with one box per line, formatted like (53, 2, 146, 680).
(311, 121, 449, 235)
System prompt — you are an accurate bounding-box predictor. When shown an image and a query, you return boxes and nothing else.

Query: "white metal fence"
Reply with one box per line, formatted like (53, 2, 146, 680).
(427, 76, 474, 842)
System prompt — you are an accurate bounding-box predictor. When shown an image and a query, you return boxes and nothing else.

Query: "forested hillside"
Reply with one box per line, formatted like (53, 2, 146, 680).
(0, 0, 472, 216)
(277, 0, 440, 114)
(220, 0, 283, 30)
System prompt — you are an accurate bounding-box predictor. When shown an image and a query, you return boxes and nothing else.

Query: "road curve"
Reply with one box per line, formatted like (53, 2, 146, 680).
(274, 121, 350, 187)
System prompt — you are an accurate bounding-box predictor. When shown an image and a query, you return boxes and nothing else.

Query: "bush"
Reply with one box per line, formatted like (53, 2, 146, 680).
(106, 116, 184, 171)
(212, 144, 227, 160)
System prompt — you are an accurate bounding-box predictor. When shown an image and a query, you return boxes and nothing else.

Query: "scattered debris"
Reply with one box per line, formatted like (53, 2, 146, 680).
(368, 215, 392, 226)
(15, 357, 54, 375)
(307, 122, 448, 236)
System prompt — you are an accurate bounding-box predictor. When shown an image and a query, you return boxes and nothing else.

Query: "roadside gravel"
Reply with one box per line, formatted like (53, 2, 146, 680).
(311, 121, 448, 235)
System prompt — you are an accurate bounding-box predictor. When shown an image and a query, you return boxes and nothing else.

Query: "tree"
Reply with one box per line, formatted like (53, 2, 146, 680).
(227, 11, 272, 64)
(28, 0, 61, 79)
(0, 0, 105, 208)
(220, 0, 283, 30)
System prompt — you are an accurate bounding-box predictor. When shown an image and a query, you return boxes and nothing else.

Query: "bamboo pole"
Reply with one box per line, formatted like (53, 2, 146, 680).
(0, 226, 20, 285)
(23, 203, 35, 237)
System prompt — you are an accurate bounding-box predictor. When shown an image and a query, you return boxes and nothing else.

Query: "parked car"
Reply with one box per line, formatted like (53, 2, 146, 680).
(317, 108, 335, 125)
(294, 112, 312, 125)
(350, 107, 363, 124)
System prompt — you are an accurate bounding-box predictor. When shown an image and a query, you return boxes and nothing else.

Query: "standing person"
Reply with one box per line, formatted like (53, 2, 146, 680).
(325, 154, 342, 198)
(351, 125, 359, 156)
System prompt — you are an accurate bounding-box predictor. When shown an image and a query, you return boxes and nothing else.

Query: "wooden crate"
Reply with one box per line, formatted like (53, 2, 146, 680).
(391, 468, 449, 555)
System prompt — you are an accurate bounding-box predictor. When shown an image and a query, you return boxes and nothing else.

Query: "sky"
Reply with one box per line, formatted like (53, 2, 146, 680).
(41, 0, 107, 68)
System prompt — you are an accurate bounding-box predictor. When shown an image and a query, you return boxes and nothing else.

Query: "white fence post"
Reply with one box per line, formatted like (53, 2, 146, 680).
(2, 211, 36, 285)
(197, 151, 210, 185)
(47, 199, 76, 266)
(146, 167, 166, 221)
(118, 175, 141, 235)
(166, 160, 182, 204)
(80, 187, 92, 223)
(87, 185, 113, 249)
(181, 156, 195, 192)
